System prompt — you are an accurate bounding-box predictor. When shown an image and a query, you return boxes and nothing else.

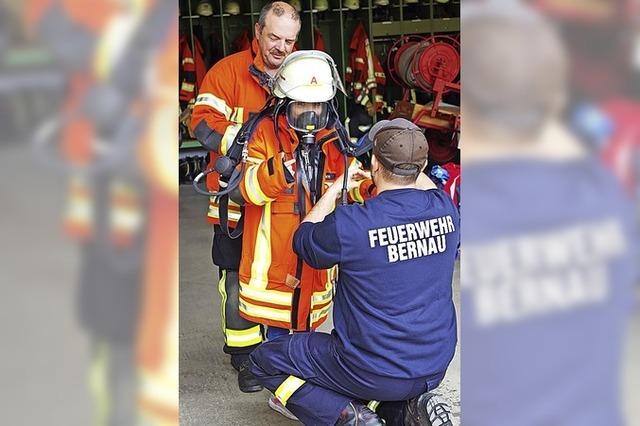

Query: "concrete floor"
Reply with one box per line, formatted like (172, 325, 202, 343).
(179, 185, 461, 425)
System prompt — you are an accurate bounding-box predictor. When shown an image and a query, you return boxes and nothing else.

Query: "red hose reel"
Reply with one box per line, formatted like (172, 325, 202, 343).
(387, 35, 461, 131)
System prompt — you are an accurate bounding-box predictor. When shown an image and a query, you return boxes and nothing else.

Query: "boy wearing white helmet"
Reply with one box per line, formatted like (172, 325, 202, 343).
(234, 50, 372, 345)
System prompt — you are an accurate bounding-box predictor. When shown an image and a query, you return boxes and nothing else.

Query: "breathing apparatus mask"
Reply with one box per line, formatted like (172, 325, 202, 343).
(272, 50, 341, 145)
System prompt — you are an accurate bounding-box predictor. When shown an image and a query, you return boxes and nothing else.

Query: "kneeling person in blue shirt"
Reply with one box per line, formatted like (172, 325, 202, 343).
(250, 118, 459, 426)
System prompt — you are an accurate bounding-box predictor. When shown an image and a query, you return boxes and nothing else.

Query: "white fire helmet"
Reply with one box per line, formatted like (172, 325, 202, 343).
(374, 0, 389, 6)
(344, 0, 360, 10)
(273, 50, 345, 102)
(196, 0, 214, 16)
(289, 0, 302, 12)
(224, 0, 241, 15)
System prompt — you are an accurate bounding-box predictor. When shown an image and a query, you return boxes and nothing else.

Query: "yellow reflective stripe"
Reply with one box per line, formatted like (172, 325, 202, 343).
(349, 185, 364, 203)
(355, 57, 365, 64)
(225, 326, 262, 347)
(311, 304, 332, 323)
(217, 271, 228, 339)
(275, 376, 306, 406)
(239, 298, 290, 322)
(367, 400, 380, 411)
(181, 82, 195, 92)
(240, 281, 293, 306)
(230, 107, 244, 124)
(182, 57, 194, 65)
(246, 156, 263, 165)
(220, 123, 241, 155)
(249, 202, 272, 288)
(194, 93, 232, 120)
(244, 165, 274, 206)
(208, 206, 242, 222)
(312, 286, 333, 307)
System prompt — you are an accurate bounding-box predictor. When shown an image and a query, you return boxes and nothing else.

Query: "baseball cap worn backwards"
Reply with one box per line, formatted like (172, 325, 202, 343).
(370, 118, 428, 175)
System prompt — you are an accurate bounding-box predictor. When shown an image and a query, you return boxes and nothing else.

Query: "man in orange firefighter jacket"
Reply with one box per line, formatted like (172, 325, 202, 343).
(231, 50, 374, 371)
(190, 1, 301, 393)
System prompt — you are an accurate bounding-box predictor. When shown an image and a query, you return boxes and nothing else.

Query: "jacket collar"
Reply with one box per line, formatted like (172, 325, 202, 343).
(249, 39, 273, 90)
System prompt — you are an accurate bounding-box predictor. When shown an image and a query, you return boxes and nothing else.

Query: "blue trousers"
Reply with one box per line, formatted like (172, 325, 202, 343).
(250, 331, 439, 425)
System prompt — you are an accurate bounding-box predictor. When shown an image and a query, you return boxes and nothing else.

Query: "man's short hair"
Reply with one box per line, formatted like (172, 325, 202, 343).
(369, 118, 428, 183)
(257, 2, 301, 30)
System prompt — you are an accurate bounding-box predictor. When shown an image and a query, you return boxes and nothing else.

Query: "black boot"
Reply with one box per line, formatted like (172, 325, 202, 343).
(237, 359, 263, 393)
(335, 402, 384, 426)
(403, 392, 453, 426)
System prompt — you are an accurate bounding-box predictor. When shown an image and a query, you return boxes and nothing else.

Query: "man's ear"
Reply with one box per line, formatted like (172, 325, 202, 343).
(371, 155, 380, 172)
(254, 22, 261, 39)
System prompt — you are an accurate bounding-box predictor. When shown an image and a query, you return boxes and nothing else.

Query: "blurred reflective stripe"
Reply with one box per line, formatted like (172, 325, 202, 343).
(355, 57, 365, 64)
(94, 13, 141, 80)
(110, 181, 143, 244)
(311, 304, 332, 323)
(65, 177, 93, 238)
(139, 370, 179, 416)
(239, 299, 290, 322)
(240, 281, 293, 306)
(367, 400, 380, 411)
(225, 326, 262, 347)
(194, 93, 232, 120)
(182, 57, 194, 65)
(88, 342, 110, 426)
(250, 203, 272, 287)
(244, 165, 274, 205)
(275, 376, 306, 406)
(220, 122, 241, 155)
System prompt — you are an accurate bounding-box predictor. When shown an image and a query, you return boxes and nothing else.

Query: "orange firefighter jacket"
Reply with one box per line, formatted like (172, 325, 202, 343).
(237, 115, 373, 330)
(346, 22, 387, 113)
(191, 39, 272, 227)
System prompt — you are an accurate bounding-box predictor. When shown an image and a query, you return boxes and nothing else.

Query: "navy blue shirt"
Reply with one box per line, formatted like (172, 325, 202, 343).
(294, 188, 460, 381)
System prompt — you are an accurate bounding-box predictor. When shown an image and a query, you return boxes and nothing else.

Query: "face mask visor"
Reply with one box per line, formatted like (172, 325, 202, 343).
(286, 101, 330, 134)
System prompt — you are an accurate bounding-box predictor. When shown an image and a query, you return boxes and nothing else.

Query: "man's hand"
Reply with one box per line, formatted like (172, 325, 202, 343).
(329, 164, 371, 195)
(304, 164, 370, 224)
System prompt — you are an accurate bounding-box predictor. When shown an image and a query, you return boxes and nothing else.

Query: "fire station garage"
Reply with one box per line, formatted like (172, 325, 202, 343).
(179, 0, 460, 424)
